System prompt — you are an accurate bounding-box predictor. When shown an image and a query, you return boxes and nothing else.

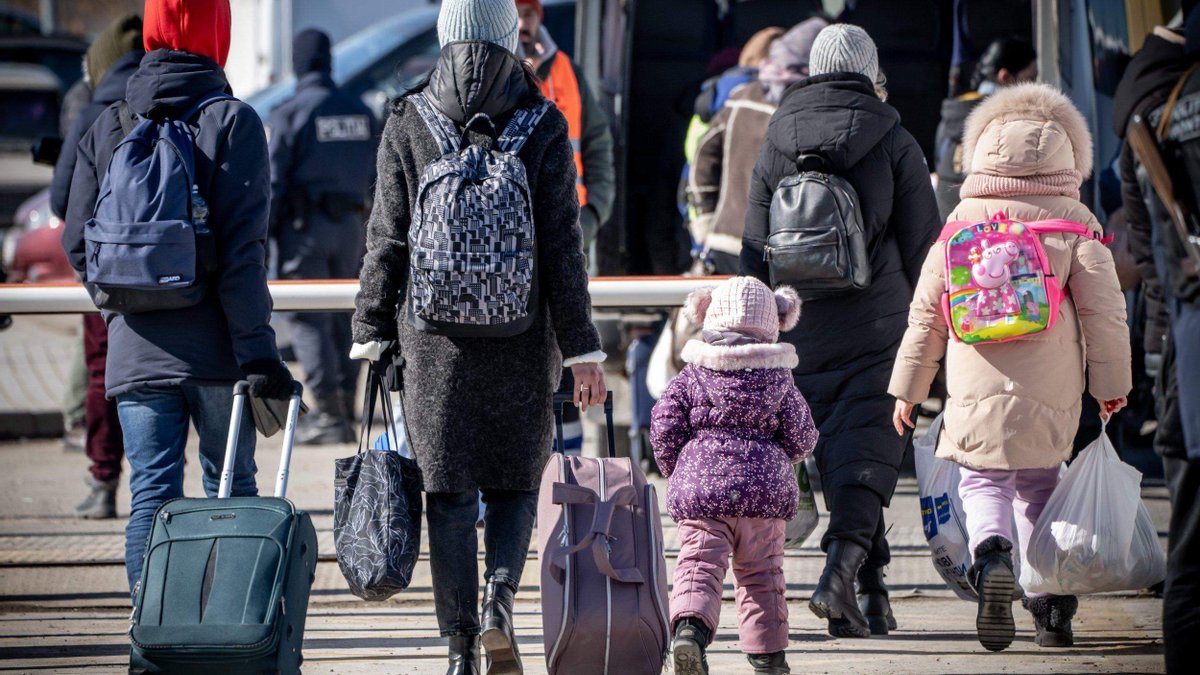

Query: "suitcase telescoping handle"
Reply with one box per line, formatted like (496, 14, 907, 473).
(218, 380, 305, 499)
(552, 391, 615, 458)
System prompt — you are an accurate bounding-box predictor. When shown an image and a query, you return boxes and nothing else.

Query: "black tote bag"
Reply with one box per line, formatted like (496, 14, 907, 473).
(333, 365, 423, 601)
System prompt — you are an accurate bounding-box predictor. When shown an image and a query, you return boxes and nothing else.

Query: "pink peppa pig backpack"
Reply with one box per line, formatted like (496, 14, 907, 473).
(938, 214, 1108, 345)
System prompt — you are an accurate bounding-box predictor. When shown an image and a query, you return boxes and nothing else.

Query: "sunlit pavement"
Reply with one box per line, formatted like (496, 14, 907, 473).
(0, 433, 1168, 674)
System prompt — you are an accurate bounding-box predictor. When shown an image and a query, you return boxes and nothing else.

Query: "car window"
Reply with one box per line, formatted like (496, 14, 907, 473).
(0, 89, 58, 143)
(346, 29, 441, 117)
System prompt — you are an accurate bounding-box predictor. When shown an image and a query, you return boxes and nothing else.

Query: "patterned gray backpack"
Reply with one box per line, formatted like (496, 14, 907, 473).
(409, 92, 552, 337)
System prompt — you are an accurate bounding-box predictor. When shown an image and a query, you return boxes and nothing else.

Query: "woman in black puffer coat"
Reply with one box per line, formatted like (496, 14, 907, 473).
(741, 24, 941, 639)
(351, 2, 606, 673)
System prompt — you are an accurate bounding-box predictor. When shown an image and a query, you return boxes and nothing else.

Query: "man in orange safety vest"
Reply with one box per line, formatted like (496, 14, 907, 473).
(516, 0, 615, 251)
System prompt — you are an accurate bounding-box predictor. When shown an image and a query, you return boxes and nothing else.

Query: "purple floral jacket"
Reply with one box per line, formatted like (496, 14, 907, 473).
(650, 340, 818, 520)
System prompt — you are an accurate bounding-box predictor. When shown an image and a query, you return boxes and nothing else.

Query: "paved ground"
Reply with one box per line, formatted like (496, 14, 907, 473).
(0, 428, 1171, 673)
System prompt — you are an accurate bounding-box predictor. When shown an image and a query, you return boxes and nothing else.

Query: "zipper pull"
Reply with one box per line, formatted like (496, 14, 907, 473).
(90, 243, 102, 264)
(763, 245, 772, 261)
(160, 510, 171, 524)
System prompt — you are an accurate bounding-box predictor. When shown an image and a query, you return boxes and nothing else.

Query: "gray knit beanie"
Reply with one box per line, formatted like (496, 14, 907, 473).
(808, 24, 879, 84)
(437, 0, 520, 54)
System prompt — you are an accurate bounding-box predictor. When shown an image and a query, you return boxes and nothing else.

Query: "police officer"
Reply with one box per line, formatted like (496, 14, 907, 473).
(268, 28, 377, 445)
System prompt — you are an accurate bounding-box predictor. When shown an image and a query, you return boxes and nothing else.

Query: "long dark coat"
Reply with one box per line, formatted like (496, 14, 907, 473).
(740, 73, 941, 505)
(352, 42, 601, 493)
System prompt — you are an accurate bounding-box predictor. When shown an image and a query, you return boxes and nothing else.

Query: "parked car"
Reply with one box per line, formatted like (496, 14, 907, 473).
(245, 0, 576, 120)
(0, 33, 87, 92)
(0, 63, 59, 231)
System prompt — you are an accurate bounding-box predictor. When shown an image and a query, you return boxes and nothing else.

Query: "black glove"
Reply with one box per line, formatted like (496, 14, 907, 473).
(369, 342, 404, 392)
(242, 358, 295, 400)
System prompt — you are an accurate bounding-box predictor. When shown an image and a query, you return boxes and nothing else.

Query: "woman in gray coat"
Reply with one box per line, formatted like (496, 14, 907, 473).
(350, 1, 606, 673)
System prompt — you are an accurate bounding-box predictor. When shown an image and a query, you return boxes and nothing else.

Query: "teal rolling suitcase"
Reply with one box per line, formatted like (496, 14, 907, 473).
(129, 381, 318, 674)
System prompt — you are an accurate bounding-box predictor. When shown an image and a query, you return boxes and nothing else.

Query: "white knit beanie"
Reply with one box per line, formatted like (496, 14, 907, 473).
(437, 0, 520, 54)
(808, 24, 879, 84)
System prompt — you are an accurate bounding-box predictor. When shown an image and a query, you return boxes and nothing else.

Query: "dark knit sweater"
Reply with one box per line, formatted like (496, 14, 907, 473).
(353, 42, 601, 492)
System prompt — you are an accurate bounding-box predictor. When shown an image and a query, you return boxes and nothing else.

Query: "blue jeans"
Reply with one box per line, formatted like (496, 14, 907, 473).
(117, 383, 257, 591)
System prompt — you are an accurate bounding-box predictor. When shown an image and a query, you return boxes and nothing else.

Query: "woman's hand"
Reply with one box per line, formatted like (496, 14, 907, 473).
(1098, 396, 1128, 422)
(893, 398, 917, 436)
(570, 363, 607, 412)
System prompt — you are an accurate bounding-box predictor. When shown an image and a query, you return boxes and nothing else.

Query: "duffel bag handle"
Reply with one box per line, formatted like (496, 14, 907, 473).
(549, 482, 644, 584)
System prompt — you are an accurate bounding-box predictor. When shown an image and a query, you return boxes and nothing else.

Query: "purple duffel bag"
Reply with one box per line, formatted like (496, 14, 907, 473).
(537, 393, 670, 675)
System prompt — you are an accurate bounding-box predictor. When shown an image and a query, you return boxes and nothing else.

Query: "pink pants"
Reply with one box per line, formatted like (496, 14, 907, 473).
(958, 466, 1060, 597)
(671, 516, 787, 655)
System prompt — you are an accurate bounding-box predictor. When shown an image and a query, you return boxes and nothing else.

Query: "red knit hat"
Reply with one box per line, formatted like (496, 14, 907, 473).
(515, 0, 543, 19)
(143, 0, 231, 68)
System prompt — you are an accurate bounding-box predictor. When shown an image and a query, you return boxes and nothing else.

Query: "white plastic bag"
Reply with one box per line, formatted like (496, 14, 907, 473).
(784, 460, 819, 548)
(1020, 427, 1166, 595)
(914, 415, 978, 601)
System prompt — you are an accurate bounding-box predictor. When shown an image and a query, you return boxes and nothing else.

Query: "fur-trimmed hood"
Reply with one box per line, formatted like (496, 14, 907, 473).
(681, 340, 799, 371)
(961, 82, 1093, 180)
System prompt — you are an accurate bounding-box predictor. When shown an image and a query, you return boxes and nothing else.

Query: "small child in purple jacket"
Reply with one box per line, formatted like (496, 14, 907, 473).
(651, 276, 818, 675)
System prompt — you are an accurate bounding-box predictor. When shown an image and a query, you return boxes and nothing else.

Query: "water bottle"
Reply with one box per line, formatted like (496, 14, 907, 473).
(191, 185, 209, 233)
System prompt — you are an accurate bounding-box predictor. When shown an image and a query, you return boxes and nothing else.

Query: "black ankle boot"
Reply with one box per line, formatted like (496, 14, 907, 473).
(809, 540, 870, 638)
(1023, 595, 1078, 647)
(481, 580, 522, 675)
(446, 635, 480, 675)
(968, 536, 1016, 652)
(857, 564, 896, 636)
(671, 618, 710, 675)
(746, 650, 790, 674)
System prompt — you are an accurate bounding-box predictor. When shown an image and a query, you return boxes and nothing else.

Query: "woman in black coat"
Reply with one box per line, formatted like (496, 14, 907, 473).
(350, 2, 606, 672)
(741, 24, 941, 639)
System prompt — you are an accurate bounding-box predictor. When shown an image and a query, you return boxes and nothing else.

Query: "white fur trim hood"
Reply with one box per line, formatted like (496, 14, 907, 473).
(680, 340, 799, 371)
(961, 82, 1093, 178)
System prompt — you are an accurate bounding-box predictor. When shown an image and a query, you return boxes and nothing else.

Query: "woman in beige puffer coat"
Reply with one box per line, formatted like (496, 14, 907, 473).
(887, 83, 1131, 652)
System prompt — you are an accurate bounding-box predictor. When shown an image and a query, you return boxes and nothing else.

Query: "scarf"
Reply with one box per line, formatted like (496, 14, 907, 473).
(960, 169, 1083, 201)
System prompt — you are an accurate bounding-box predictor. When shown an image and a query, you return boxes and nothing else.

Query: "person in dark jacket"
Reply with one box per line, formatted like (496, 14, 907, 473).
(1113, 16, 1200, 674)
(266, 28, 378, 445)
(350, 1, 606, 672)
(51, 14, 144, 520)
(741, 24, 941, 639)
(933, 37, 1037, 220)
(61, 0, 294, 593)
(689, 18, 825, 274)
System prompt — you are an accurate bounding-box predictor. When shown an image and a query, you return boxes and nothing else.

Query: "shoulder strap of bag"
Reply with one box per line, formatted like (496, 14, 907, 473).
(1026, 219, 1112, 244)
(497, 99, 553, 154)
(117, 101, 136, 136)
(1156, 62, 1199, 140)
(410, 92, 460, 157)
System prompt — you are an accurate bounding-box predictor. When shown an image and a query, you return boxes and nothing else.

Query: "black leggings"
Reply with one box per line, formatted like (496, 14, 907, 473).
(425, 489, 538, 637)
(822, 484, 891, 570)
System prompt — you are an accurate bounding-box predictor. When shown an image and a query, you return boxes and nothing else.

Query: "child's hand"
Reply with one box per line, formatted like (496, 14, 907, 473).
(1098, 396, 1128, 421)
(893, 399, 917, 436)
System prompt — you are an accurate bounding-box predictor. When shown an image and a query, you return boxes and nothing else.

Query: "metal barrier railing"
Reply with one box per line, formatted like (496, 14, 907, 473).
(0, 277, 723, 315)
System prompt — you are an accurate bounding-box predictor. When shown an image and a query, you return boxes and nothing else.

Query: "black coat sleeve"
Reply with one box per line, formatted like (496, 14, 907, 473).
(50, 110, 91, 220)
(740, 136, 789, 283)
(889, 128, 943, 288)
(61, 113, 107, 275)
(206, 104, 280, 367)
(353, 111, 410, 344)
(1120, 142, 1169, 355)
(532, 112, 602, 360)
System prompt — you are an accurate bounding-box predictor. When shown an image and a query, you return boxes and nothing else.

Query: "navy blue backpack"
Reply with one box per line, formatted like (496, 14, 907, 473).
(84, 92, 231, 314)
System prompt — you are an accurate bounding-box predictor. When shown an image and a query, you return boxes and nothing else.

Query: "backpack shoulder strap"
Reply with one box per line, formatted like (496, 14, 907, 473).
(1157, 62, 1199, 139)
(497, 99, 553, 154)
(179, 92, 235, 124)
(117, 101, 136, 136)
(937, 220, 970, 241)
(1025, 219, 1111, 243)
(409, 92, 459, 156)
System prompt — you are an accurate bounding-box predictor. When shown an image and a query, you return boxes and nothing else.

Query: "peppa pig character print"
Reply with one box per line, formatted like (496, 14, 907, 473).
(969, 239, 1021, 320)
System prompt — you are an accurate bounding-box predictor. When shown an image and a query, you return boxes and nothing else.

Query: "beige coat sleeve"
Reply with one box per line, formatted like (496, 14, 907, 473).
(1068, 234, 1133, 400)
(888, 241, 950, 403)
